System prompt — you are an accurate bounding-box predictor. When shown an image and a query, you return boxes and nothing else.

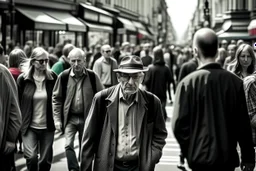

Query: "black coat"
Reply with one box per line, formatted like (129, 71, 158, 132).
(172, 63, 255, 169)
(178, 57, 198, 83)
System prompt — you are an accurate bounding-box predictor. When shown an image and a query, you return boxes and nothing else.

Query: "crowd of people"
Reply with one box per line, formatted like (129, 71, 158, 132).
(0, 27, 256, 171)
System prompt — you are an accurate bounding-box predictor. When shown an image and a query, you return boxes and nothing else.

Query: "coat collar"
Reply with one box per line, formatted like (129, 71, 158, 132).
(197, 62, 222, 70)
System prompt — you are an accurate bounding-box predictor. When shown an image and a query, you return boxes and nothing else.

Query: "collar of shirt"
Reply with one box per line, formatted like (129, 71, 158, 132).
(102, 56, 112, 64)
(119, 88, 139, 103)
(70, 67, 87, 78)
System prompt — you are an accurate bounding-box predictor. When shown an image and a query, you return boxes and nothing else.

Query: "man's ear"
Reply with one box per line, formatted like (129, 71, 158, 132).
(193, 47, 198, 58)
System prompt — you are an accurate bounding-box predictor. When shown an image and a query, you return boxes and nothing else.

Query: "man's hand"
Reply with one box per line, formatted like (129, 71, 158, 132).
(55, 122, 63, 132)
(241, 162, 255, 171)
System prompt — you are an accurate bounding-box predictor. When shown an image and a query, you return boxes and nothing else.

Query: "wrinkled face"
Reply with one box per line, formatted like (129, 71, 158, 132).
(70, 54, 85, 73)
(228, 46, 236, 58)
(102, 46, 112, 58)
(33, 53, 48, 71)
(239, 49, 253, 68)
(117, 72, 144, 95)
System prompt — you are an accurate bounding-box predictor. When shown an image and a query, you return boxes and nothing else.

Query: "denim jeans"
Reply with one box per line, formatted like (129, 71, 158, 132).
(22, 128, 54, 171)
(65, 115, 85, 171)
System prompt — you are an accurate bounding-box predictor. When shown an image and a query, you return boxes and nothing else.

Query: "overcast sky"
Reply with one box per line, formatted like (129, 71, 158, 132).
(166, 0, 197, 42)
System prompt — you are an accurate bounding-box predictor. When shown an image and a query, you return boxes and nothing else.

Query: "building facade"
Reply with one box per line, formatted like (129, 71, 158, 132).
(0, 0, 175, 53)
(188, 0, 256, 44)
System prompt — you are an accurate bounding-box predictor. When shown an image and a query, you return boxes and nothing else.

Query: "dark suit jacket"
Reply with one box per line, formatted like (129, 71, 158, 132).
(172, 63, 255, 169)
(80, 84, 167, 171)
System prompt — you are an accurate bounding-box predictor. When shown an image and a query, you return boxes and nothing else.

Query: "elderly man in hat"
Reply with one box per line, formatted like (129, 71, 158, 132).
(80, 55, 167, 171)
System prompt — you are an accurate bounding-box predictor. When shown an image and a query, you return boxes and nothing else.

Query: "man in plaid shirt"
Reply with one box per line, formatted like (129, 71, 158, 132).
(244, 73, 256, 145)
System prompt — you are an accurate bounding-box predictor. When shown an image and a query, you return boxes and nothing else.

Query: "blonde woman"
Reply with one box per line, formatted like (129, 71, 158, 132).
(17, 47, 57, 171)
(228, 44, 256, 79)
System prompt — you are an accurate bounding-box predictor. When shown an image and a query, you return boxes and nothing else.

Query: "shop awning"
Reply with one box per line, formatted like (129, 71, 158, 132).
(217, 32, 250, 40)
(146, 26, 156, 35)
(248, 19, 256, 36)
(16, 7, 66, 30)
(82, 21, 113, 33)
(80, 3, 113, 17)
(138, 29, 152, 38)
(132, 21, 146, 30)
(117, 17, 136, 32)
(46, 11, 86, 32)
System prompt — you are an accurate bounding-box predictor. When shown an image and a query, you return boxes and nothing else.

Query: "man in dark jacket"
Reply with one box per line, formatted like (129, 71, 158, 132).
(172, 28, 255, 171)
(80, 55, 167, 171)
(0, 64, 22, 171)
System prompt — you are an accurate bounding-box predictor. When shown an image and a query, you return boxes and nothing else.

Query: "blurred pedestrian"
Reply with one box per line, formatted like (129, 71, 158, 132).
(17, 47, 58, 171)
(228, 44, 255, 79)
(93, 44, 118, 88)
(118, 42, 131, 64)
(172, 28, 255, 171)
(144, 47, 172, 121)
(220, 39, 228, 50)
(223, 44, 237, 70)
(215, 47, 228, 68)
(51, 43, 75, 75)
(0, 44, 9, 67)
(112, 42, 121, 63)
(52, 48, 103, 171)
(237, 39, 244, 47)
(0, 64, 22, 171)
(53, 42, 64, 58)
(164, 46, 176, 101)
(80, 55, 167, 171)
(141, 43, 153, 67)
(8, 49, 27, 154)
(90, 44, 102, 69)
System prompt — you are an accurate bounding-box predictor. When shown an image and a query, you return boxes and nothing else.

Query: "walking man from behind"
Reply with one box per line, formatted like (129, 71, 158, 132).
(172, 28, 255, 171)
(80, 55, 167, 171)
(52, 48, 103, 171)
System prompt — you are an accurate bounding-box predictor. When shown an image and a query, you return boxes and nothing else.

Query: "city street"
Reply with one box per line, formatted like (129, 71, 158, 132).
(14, 104, 244, 171)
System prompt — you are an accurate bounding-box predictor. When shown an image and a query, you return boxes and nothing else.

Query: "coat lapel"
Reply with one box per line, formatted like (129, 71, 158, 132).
(136, 90, 147, 147)
(106, 85, 120, 137)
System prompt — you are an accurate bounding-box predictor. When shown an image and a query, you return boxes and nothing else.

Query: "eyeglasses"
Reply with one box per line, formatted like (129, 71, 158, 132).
(104, 50, 111, 53)
(119, 73, 142, 81)
(35, 59, 49, 64)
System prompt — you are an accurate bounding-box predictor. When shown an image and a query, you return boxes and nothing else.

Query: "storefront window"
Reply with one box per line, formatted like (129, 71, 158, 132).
(88, 31, 109, 47)
(25, 30, 43, 47)
(77, 32, 83, 48)
(59, 31, 75, 45)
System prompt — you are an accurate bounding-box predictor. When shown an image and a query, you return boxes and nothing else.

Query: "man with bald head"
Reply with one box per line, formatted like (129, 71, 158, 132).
(93, 44, 118, 88)
(52, 48, 103, 171)
(172, 28, 255, 171)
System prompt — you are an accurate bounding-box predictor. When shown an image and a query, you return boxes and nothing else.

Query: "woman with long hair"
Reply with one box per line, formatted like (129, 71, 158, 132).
(228, 43, 256, 79)
(17, 47, 57, 171)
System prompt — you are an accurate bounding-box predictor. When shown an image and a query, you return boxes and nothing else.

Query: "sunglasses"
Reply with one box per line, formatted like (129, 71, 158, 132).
(104, 50, 111, 53)
(35, 59, 49, 64)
